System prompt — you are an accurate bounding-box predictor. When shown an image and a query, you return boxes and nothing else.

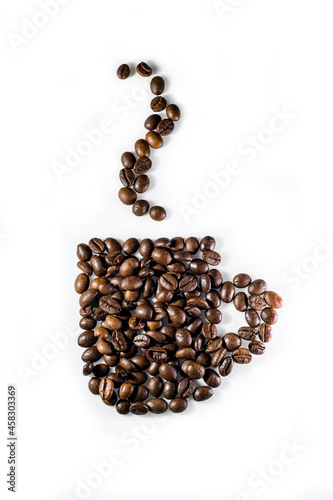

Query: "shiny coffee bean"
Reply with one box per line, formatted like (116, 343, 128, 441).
(132, 200, 149, 217)
(144, 114, 162, 130)
(118, 187, 137, 205)
(261, 307, 278, 325)
(147, 398, 168, 414)
(193, 386, 213, 402)
(248, 279, 267, 295)
(264, 291, 283, 309)
(234, 292, 248, 312)
(75, 273, 89, 294)
(219, 357, 234, 377)
(169, 397, 188, 413)
(233, 273, 251, 288)
(156, 118, 175, 136)
(149, 206, 166, 221)
(245, 309, 261, 328)
(119, 168, 135, 187)
(146, 131, 163, 149)
(223, 333, 241, 352)
(258, 323, 272, 342)
(151, 96, 167, 112)
(249, 340, 266, 355)
(220, 281, 235, 303)
(233, 348, 252, 364)
(166, 104, 181, 121)
(117, 63, 130, 79)
(121, 152, 136, 169)
(150, 76, 165, 95)
(136, 62, 152, 77)
(133, 156, 152, 174)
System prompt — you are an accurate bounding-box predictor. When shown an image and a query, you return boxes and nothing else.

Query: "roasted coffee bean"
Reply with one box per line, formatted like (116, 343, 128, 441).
(211, 348, 227, 367)
(202, 250, 221, 266)
(88, 377, 101, 395)
(79, 318, 96, 330)
(133, 156, 152, 174)
(205, 308, 222, 324)
(163, 381, 178, 400)
(200, 274, 211, 294)
(89, 238, 105, 254)
(83, 362, 94, 376)
(111, 331, 128, 352)
(152, 248, 172, 265)
(117, 63, 130, 79)
(166, 104, 181, 121)
(169, 397, 187, 413)
(132, 200, 149, 216)
(93, 364, 110, 378)
(96, 341, 113, 355)
(220, 281, 236, 303)
(121, 276, 143, 291)
(176, 348, 196, 359)
(78, 330, 96, 348)
(233, 273, 251, 288)
(167, 305, 186, 327)
(258, 323, 272, 343)
(200, 236, 215, 252)
(119, 168, 135, 187)
(147, 398, 167, 414)
(159, 363, 178, 382)
(144, 114, 162, 131)
(80, 305, 93, 318)
(150, 76, 165, 95)
(206, 290, 221, 308)
(223, 333, 241, 352)
(177, 377, 196, 398)
(119, 382, 135, 400)
(248, 295, 267, 311)
(189, 259, 209, 275)
(175, 328, 192, 347)
(146, 131, 163, 149)
(156, 118, 175, 136)
(79, 289, 99, 308)
(170, 237, 184, 251)
(99, 296, 121, 314)
(75, 273, 90, 294)
(81, 346, 102, 363)
(248, 279, 267, 295)
(159, 273, 178, 290)
(130, 402, 149, 415)
(249, 340, 266, 355)
(204, 369, 221, 388)
(122, 238, 139, 255)
(234, 292, 248, 312)
(193, 386, 213, 402)
(151, 96, 167, 112)
(264, 291, 283, 309)
(149, 206, 166, 221)
(77, 261, 93, 276)
(77, 243, 92, 261)
(233, 348, 252, 364)
(119, 257, 139, 277)
(245, 309, 261, 328)
(181, 360, 205, 379)
(116, 400, 130, 415)
(103, 354, 119, 367)
(261, 307, 278, 325)
(121, 152, 136, 169)
(219, 357, 234, 377)
(118, 187, 137, 205)
(146, 347, 167, 363)
(136, 62, 152, 77)
(135, 139, 150, 158)
(208, 269, 223, 288)
(202, 322, 217, 340)
(148, 376, 164, 397)
(174, 251, 192, 262)
(179, 274, 197, 292)
(205, 337, 223, 354)
(238, 326, 258, 341)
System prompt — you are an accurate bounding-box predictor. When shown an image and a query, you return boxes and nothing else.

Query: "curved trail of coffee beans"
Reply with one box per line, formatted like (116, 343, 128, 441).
(117, 62, 181, 221)
(75, 236, 283, 415)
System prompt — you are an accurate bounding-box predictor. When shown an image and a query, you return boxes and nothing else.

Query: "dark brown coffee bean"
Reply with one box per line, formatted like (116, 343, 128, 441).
(261, 307, 278, 325)
(135, 139, 150, 158)
(81, 346, 102, 363)
(96, 340, 113, 355)
(156, 118, 175, 136)
(223, 333, 241, 351)
(179, 274, 197, 292)
(211, 348, 227, 367)
(185, 237, 199, 254)
(88, 377, 100, 395)
(200, 274, 211, 294)
(159, 273, 178, 291)
(75, 273, 89, 294)
(159, 363, 178, 382)
(205, 308, 222, 324)
(144, 114, 162, 130)
(150, 76, 165, 95)
(80, 305, 93, 318)
(233, 348, 252, 364)
(169, 397, 187, 413)
(264, 291, 283, 309)
(189, 259, 209, 275)
(234, 292, 248, 312)
(77, 243, 92, 261)
(248, 279, 267, 295)
(202, 322, 217, 340)
(78, 330, 96, 348)
(121, 152, 136, 169)
(133, 156, 152, 174)
(111, 331, 128, 352)
(79, 289, 99, 308)
(89, 238, 105, 254)
(130, 385, 149, 403)
(122, 238, 139, 255)
(148, 376, 163, 397)
(175, 328, 192, 347)
(83, 361, 94, 376)
(152, 248, 172, 265)
(136, 61, 152, 77)
(248, 295, 267, 311)
(200, 236, 215, 252)
(79, 318, 96, 330)
(103, 354, 119, 367)
(147, 398, 167, 414)
(181, 360, 205, 379)
(205, 337, 223, 354)
(245, 309, 260, 328)
(258, 323, 272, 343)
(146, 131, 163, 149)
(77, 261, 93, 276)
(249, 340, 266, 355)
(233, 273, 251, 288)
(151, 96, 167, 112)
(166, 104, 181, 121)
(202, 250, 221, 266)
(132, 200, 149, 216)
(118, 187, 137, 205)
(146, 347, 167, 363)
(220, 281, 235, 303)
(206, 290, 221, 308)
(116, 400, 130, 415)
(149, 206, 166, 221)
(204, 368, 221, 388)
(176, 347, 196, 359)
(163, 381, 178, 399)
(99, 296, 121, 314)
(219, 357, 234, 376)
(119, 168, 135, 187)
(193, 386, 213, 401)
(130, 402, 149, 415)
(117, 63, 130, 79)
(93, 364, 110, 378)
(120, 276, 143, 291)
(238, 326, 258, 341)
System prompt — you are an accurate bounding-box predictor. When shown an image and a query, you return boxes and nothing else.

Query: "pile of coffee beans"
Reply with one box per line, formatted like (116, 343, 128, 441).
(116, 62, 181, 221)
(75, 236, 283, 415)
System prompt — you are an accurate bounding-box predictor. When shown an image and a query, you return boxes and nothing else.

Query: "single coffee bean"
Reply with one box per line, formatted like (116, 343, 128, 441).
(129, 402, 149, 415)
(79, 317, 96, 330)
(166, 104, 181, 121)
(77, 261, 93, 276)
(79, 289, 99, 308)
(81, 346, 102, 363)
(163, 381, 178, 399)
(75, 273, 89, 294)
(111, 331, 128, 352)
(150, 76, 165, 95)
(151, 96, 167, 112)
(205, 308, 222, 324)
(159, 363, 178, 382)
(134, 174, 150, 194)
(156, 118, 175, 136)
(93, 364, 110, 378)
(219, 357, 234, 376)
(208, 269, 223, 288)
(121, 152, 136, 169)
(233, 273, 251, 288)
(206, 290, 221, 308)
(193, 386, 213, 402)
(132, 200, 149, 216)
(146, 347, 168, 362)
(89, 238, 105, 254)
(202, 250, 221, 266)
(238, 326, 258, 341)
(105, 237, 122, 253)
(245, 309, 260, 328)
(116, 400, 130, 415)
(264, 291, 283, 309)
(258, 323, 272, 342)
(204, 368, 221, 388)
(119, 257, 139, 277)
(249, 340, 266, 355)
(234, 292, 248, 312)
(135, 139, 150, 158)
(179, 274, 197, 292)
(133, 156, 152, 174)
(200, 235, 215, 251)
(248, 279, 267, 295)
(77, 243, 92, 261)
(176, 347, 196, 359)
(261, 307, 278, 325)
(182, 360, 205, 379)
(147, 398, 167, 414)
(99, 296, 121, 314)
(169, 397, 188, 413)
(177, 377, 196, 398)
(223, 333, 242, 351)
(233, 348, 252, 364)
(119, 168, 135, 187)
(248, 294, 267, 311)
(117, 63, 130, 79)
(211, 347, 226, 367)
(136, 62, 152, 77)
(146, 131, 163, 149)
(96, 340, 113, 355)
(152, 248, 172, 265)
(83, 362, 94, 376)
(205, 337, 223, 354)
(202, 322, 217, 340)
(118, 187, 137, 205)
(200, 274, 211, 294)
(78, 330, 96, 348)
(144, 114, 162, 130)
(119, 382, 135, 400)
(88, 377, 100, 395)
(175, 328, 192, 347)
(189, 259, 209, 275)
(123, 237, 140, 254)
(220, 281, 235, 303)
(148, 376, 163, 397)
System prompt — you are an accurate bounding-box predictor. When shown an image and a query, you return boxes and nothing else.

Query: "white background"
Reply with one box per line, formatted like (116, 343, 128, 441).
(1, 1, 333, 499)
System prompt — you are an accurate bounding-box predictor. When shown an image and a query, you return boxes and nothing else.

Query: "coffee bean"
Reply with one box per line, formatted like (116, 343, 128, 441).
(150, 76, 165, 95)
(119, 168, 135, 187)
(206, 290, 221, 309)
(202, 322, 217, 340)
(163, 381, 178, 399)
(202, 250, 221, 266)
(134, 174, 150, 193)
(151, 96, 167, 112)
(99, 296, 121, 314)
(208, 269, 223, 288)
(105, 238, 122, 254)
(264, 291, 283, 309)
(147, 398, 168, 414)
(146, 347, 167, 362)
(200, 236, 215, 251)
(233, 273, 251, 288)
(132, 200, 149, 216)
(99, 378, 115, 401)
(159, 363, 178, 382)
(193, 386, 213, 402)
(245, 309, 260, 328)
(97, 341, 113, 355)
(258, 323, 272, 343)
(219, 357, 234, 376)
(77, 243, 92, 261)
(117, 63, 130, 79)
(93, 364, 110, 378)
(83, 362, 94, 376)
(232, 348, 252, 364)
(248, 295, 267, 311)
(130, 402, 149, 414)
(123, 238, 140, 255)
(89, 238, 105, 254)
(211, 348, 226, 367)
(261, 307, 278, 325)
(75, 273, 90, 294)
(181, 360, 205, 379)
(169, 397, 188, 413)
(248, 279, 267, 295)
(220, 281, 235, 303)
(152, 248, 172, 265)
(79, 289, 99, 308)
(144, 114, 162, 130)
(146, 131, 163, 149)
(234, 292, 248, 312)
(249, 340, 266, 355)
(148, 376, 163, 397)
(238, 326, 258, 341)
(156, 118, 175, 136)
(88, 377, 100, 395)
(121, 152, 136, 169)
(81, 346, 102, 363)
(77, 261, 93, 276)
(118, 187, 137, 205)
(78, 330, 96, 348)
(166, 104, 181, 121)
(111, 331, 128, 352)
(136, 62, 152, 77)
(206, 308, 222, 324)
(133, 156, 152, 174)
(189, 259, 209, 275)
(116, 400, 130, 414)
(159, 273, 178, 290)
(118, 382, 134, 400)
(223, 333, 241, 351)
(135, 139, 150, 158)
(204, 368, 221, 388)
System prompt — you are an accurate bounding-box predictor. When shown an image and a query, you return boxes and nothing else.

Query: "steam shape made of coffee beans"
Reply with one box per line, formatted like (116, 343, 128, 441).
(117, 62, 181, 221)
